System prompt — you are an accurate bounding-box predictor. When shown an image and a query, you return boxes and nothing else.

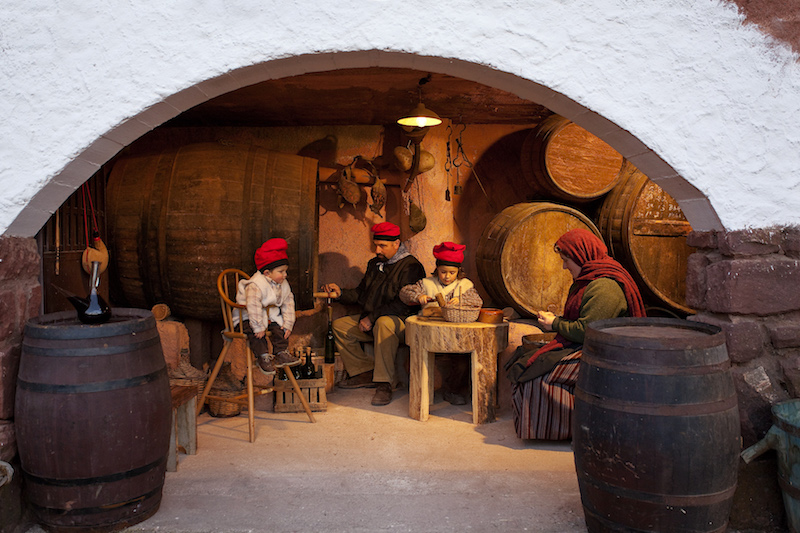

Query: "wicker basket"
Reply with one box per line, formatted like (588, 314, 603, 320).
(441, 305, 480, 323)
(208, 389, 242, 418)
(169, 377, 206, 398)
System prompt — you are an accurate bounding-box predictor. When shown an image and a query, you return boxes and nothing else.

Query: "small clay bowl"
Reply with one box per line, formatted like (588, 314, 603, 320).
(477, 308, 504, 324)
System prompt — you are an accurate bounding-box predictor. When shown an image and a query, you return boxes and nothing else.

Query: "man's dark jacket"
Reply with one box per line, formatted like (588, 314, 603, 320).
(339, 254, 425, 323)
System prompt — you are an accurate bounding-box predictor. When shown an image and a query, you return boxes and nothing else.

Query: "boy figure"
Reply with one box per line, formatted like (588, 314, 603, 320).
(323, 222, 425, 406)
(234, 238, 302, 374)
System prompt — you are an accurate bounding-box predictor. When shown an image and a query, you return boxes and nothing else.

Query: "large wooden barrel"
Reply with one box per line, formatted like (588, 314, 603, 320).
(107, 142, 319, 321)
(15, 309, 171, 532)
(596, 162, 695, 314)
(476, 202, 602, 317)
(574, 317, 739, 533)
(521, 115, 624, 203)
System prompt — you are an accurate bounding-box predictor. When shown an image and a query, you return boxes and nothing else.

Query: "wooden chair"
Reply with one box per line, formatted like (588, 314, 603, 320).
(197, 268, 315, 442)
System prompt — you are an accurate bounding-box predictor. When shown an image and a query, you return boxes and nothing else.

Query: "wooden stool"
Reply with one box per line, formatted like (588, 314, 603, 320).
(167, 384, 197, 472)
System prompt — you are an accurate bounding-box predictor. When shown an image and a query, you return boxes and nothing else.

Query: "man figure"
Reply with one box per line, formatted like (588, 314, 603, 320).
(323, 222, 425, 406)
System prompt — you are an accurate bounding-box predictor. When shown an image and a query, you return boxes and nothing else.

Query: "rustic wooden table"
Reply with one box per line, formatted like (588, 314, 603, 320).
(405, 315, 509, 424)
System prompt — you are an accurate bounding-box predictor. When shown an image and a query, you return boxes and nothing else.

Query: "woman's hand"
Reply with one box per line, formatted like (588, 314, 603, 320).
(322, 283, 341, 299)
(536, 310, 556, 331)
(418, 294, 432, 305)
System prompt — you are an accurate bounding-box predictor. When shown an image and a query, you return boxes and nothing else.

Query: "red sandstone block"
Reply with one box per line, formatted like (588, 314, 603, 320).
(0, 420, 16, 462)
(718, 228, 782, 257)
(686, 230, 717, 249)
(781, 357, 800, 397)
(704, 257, 800, 315)
(685, 252, 710, 309)
(768, 322, 800, 349)
(0, 237, 39, 281)
(784, 230, 800, 257)
(690, 313, 767, 363)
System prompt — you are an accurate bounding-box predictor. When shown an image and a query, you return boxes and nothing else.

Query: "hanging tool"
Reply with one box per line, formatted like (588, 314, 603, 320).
(444, 124, 452, 201)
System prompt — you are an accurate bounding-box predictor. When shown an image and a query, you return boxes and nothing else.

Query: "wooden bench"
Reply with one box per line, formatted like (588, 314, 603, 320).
(168, 384, 198, 472)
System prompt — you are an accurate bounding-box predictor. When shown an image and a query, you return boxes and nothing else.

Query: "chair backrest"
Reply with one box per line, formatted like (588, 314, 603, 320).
(217, 268, 249, 335)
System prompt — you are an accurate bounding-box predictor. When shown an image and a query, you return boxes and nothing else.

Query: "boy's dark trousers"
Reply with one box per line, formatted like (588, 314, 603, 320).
(241, 320, 289, 356)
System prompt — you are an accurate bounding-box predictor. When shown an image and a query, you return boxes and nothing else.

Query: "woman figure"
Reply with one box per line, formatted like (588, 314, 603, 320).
(505, 228, 645, 440)
(400, 242, 482, 405)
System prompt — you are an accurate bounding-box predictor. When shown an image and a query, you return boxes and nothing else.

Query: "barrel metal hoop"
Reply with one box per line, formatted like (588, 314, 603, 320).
(581, 472, 737, 507)
(581, 354, 731, 376)
(24, 312, 156, 340)
(574, 387, 739, 416)
(18, 367, 167, 394)
(778, 473, 800, 500)
(775, 417, 800, 440)
(23, 455, 165, 488)
(582, 505, 727, 533)
(22, 334, 161, 357)
(28, 485, 162, 516)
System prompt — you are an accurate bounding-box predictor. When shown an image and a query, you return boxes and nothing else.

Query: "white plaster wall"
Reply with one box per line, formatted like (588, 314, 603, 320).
(2, 0, 799, 236)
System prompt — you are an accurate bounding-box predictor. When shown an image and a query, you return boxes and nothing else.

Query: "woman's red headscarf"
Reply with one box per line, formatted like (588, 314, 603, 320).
(527, 228, 645, 366)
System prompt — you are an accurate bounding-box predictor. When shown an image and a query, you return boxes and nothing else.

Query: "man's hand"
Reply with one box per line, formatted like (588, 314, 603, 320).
(359, 316, 373, 332)
(536, 310, 556, 331)
(322, 283, 342, 299)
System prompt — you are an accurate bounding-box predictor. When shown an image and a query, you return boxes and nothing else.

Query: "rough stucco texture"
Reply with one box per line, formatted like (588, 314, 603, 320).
(2, 0, 800, 235)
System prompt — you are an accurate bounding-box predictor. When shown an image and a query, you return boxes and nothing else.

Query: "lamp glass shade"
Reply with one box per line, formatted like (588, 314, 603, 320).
(397, 103, 442, 128)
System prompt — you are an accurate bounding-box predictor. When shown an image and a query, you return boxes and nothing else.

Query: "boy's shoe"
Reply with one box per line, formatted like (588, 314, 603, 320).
(273, 350, 302, 367)
(256, 354, 276, 375)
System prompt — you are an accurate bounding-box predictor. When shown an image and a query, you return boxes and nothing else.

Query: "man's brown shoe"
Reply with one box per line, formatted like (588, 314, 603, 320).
(371, 383, 393, 406)
(338, 370, 376, 389)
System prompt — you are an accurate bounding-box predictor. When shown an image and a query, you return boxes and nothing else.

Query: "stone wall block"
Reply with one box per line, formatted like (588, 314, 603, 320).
(0, 420, 15, 462)
(705, 257, 800, 315)
(780, 355, 800, 397)
(0, 237, 39, 281)
(768, 321, 800, 349)
(686, 230, 717, 249)
(718, 228, 782, 256)
(733, 365, 789, 446)
(690, 313, 767, 363)
(784, 228, 800, 259)
(685, 252, 710, 309)
(0, 349, 20, 420)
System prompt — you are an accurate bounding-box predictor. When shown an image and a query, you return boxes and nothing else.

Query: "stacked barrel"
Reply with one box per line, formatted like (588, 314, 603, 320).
(477, 114, 695, 318)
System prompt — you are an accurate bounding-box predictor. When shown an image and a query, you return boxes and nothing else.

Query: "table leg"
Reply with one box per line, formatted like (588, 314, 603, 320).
(472, 347, 497, 424)
(409, 347, 434, 421)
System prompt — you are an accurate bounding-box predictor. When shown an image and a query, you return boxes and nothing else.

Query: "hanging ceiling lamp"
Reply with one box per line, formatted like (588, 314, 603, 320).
(397, 102, 442, 129)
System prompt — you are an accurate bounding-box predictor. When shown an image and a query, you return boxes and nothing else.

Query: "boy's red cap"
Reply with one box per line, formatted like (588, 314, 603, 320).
(371, 222, 401, 241)
(433, 241, 466, 266)
(255, 238, 289, 271)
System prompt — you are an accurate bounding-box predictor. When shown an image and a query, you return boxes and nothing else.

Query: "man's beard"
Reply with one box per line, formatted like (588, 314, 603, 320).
(376, 253, 387, 261)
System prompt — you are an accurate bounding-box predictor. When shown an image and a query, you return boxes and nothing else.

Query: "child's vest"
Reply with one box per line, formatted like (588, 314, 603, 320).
(419, 277, 474, 310)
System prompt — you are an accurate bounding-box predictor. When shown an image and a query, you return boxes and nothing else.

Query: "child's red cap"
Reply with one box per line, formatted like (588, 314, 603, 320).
(371, 222, 401, 241)
(433, 242, 466, 266)
(255, 238, 289, 271)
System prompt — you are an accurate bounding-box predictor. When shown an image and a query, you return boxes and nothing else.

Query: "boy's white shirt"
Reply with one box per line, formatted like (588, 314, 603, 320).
(234, 271, 295, 333)
(420, 277, 474, 309)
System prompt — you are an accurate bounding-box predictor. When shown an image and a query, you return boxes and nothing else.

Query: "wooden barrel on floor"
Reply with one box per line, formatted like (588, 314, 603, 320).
(521, 115, 624, 203)
(15, 309, 171, 532)
(107, 142, 319, 321)
(596, 162, 695, 314)
(574, 317, 739, 533)
(476, 202, 602, 317)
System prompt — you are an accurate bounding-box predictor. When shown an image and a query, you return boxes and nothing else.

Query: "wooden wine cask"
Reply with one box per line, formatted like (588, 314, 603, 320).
(107, 142, 319, 320)
(521, 115, 624, 203)
(596, 162, 695, 315)
(575, 318, 739, 532)
(476, 202, 602, 317)
(16, 309, 171, 532)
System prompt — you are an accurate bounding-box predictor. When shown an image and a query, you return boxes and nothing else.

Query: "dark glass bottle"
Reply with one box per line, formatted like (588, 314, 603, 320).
(301, 348, 316, 379)
(324, 305, 336, 364)
(292, 348, 303, 379)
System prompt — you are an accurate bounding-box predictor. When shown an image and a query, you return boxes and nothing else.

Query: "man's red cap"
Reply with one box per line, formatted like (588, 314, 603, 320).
(255, 238, 289, 271)
(433, 241, 466, 266)
(371, 222, 401, 241)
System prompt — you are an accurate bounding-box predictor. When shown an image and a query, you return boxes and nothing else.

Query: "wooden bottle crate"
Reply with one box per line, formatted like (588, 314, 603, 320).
(273, 376, 327, 413)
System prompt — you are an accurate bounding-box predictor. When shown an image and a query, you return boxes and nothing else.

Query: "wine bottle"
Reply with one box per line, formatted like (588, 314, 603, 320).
(324, 305, 336, 364)
(292, 348, 303, 379)
(301, 348, 315, 379)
